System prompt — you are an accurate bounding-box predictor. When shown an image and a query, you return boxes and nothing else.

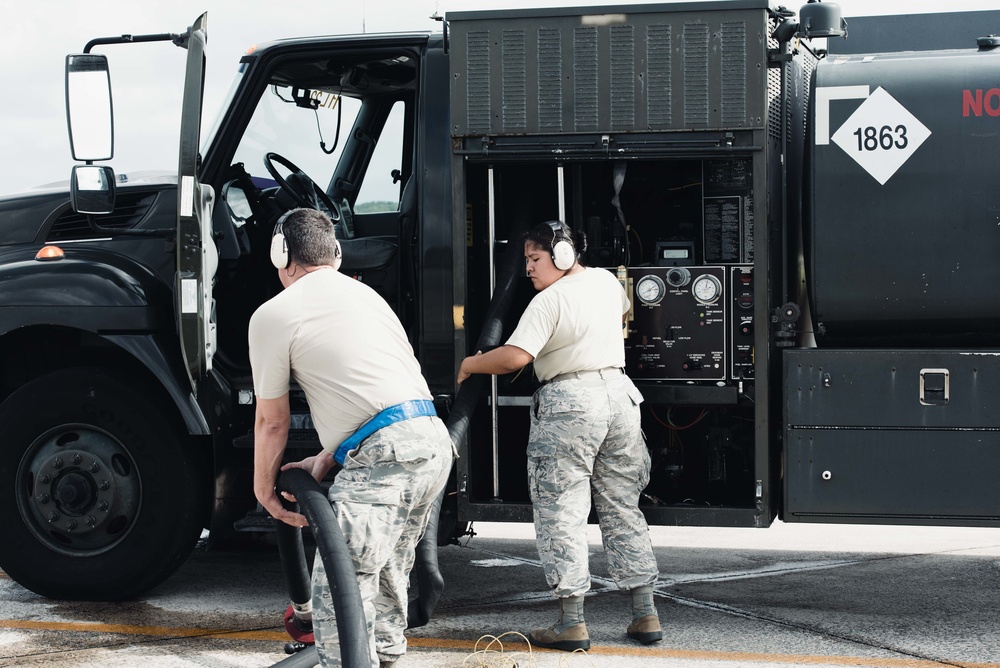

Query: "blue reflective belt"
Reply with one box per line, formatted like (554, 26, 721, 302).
(333, 399, 437, 465)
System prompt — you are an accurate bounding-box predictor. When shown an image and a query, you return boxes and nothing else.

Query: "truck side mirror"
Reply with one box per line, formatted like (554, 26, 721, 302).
(70, 165, 116, 215)
(65, 53, 114, 162)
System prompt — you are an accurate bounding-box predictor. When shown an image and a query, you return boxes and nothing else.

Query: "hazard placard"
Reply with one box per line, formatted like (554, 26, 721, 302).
(830, 86, 931, 185)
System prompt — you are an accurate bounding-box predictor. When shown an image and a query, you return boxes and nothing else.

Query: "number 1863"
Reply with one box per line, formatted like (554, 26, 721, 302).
(852, 124, 909, 151)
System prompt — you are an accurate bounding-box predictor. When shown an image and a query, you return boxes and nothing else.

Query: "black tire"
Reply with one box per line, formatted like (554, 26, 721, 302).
(0, 367, 206, 600)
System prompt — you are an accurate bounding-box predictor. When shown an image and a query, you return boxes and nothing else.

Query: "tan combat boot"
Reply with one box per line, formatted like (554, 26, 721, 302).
(627, 614, 663, 644)
(627, 584, 663, 644)
(528, 595, 590, 652)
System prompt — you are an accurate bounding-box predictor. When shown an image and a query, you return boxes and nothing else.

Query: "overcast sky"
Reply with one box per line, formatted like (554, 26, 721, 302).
(2, 0, 997, 197)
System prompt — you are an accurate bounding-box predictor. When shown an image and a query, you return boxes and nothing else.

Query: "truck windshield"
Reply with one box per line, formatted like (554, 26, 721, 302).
(232, 84, 358, 193)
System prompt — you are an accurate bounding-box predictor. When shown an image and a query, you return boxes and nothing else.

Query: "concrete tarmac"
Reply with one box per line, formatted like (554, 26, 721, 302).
(1, 520, 999, 667)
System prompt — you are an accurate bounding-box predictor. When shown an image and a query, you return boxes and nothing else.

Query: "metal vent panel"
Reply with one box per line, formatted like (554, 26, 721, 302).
(610, 25, 636, 130)
(449, 6, 769, 137)
(502, 30, 527, 132)
(766, 26, 783, 142)
(573, 26, 599, 132)
(682, 22, 710, 127)
(465, 30, 492, 134)
(537, 28, 563, 131)
(646, 24, 673, 128)
(720, 21, 748, 126)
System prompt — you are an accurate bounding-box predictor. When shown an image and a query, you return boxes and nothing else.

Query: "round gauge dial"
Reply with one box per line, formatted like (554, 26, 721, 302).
(635, 275, 666, 305)
(692, 274, 722, 304)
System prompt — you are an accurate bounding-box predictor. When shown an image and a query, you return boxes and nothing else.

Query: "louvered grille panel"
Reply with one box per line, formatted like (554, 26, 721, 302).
(682, 22, 710, 127)
(450, 5, 768, 136)
(502, 30, 527, 132)
(537, 28, 563, 132)
(573, 26, 599, 132)
(610, 25, 636, 130)
(721, 22, 747, 126)
(466, 31, 492, 134)
(647, 24, 673, 129)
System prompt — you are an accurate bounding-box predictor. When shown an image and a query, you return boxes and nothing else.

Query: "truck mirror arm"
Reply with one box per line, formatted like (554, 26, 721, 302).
(84, 33, 183, 55)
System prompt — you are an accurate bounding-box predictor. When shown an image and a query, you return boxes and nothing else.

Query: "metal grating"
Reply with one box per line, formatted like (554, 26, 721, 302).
(502, 30, 527, 132)
(799, 53, 817, 138)
(720, 21, 747, 126)
(46, 192, 155, 241)
(573, 26, 599, 132)
(766, 22, 783, 141)
(682, 22, 710, 126)
(610, 25, 636, 130)
(466, 31, 492, 134)
(646, 24, 673, 128)
(537, 28, 563, 132)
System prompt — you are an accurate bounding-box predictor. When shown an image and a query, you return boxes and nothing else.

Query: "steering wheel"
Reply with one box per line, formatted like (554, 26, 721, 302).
(263, 152, 342, 223)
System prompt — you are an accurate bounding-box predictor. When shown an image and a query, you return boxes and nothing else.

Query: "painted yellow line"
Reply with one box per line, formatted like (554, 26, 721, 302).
(0, 620, 287, 642)
(2, 621, 997, 668)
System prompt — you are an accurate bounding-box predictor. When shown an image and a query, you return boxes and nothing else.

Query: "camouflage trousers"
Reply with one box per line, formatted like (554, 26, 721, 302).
(312, 415, 454, 668)
(527, 373, 659, 598)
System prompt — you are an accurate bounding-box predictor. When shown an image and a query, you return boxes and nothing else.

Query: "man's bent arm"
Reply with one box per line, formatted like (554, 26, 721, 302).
(253, 394, 307, 528)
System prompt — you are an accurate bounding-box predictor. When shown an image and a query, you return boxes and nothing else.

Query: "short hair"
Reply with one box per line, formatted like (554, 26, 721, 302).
(280, 208, 338, 267)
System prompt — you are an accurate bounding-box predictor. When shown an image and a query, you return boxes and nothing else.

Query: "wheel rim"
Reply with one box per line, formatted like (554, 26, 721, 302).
(16, 424, 142, 557)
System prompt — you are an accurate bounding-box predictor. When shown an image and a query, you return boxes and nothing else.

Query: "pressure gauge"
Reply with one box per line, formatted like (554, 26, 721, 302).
(635, 275, 666, 305)
(692, 274, 722, 304)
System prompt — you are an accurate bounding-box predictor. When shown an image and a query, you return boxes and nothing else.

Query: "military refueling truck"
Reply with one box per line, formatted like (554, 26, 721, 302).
(1, 0, 999, 600)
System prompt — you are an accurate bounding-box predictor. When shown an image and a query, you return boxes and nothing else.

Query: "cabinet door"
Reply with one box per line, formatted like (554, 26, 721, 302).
(784, 349, 1000, 524)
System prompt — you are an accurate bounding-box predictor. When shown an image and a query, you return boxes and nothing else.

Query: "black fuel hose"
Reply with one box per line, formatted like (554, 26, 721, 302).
(406, 239, 526, 629)
(275, 517, 311, 610)
(271, 468, 368, 668)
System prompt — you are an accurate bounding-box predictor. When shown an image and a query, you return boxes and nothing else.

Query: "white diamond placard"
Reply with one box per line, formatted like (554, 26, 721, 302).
(831, 86, 931, 185)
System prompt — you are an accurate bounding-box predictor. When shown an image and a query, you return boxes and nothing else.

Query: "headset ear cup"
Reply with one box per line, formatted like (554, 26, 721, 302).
(551, 239, 575, 271)
(270, 232, 289, 269)
(331, 237, 342, 272)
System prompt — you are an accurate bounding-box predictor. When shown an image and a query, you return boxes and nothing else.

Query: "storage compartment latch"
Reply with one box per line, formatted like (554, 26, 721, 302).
(919, 368, 949, 406)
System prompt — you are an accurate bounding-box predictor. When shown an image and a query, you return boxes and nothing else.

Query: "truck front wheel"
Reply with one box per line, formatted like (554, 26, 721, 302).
(0, 367, 206, 600)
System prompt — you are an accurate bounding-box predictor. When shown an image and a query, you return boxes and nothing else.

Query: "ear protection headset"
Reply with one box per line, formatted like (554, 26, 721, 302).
(270, 209, 342, 272)
(546, 220, 576, 271)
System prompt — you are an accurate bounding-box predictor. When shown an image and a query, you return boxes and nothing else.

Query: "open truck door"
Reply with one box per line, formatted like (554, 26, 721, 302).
(174, 13, 218, 394)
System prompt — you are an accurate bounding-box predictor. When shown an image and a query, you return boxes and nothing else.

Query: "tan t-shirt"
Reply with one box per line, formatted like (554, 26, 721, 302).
(505, 267, 628, 381)
(248, 268, 432, 453)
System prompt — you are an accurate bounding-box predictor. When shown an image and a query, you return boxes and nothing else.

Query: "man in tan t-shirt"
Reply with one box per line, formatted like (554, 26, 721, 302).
(249, 208, 454, 668)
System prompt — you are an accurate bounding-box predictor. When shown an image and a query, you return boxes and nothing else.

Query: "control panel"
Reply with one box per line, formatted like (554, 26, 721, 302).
(730, 266, 754, 379)
(625, 266, 727, 380)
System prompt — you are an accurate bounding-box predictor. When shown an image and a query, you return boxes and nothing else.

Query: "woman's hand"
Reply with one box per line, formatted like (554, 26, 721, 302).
(457, 350, 483, 385)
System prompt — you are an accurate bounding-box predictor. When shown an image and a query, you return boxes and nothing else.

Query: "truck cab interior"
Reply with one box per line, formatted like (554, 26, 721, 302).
(212, 47, 421, 373)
